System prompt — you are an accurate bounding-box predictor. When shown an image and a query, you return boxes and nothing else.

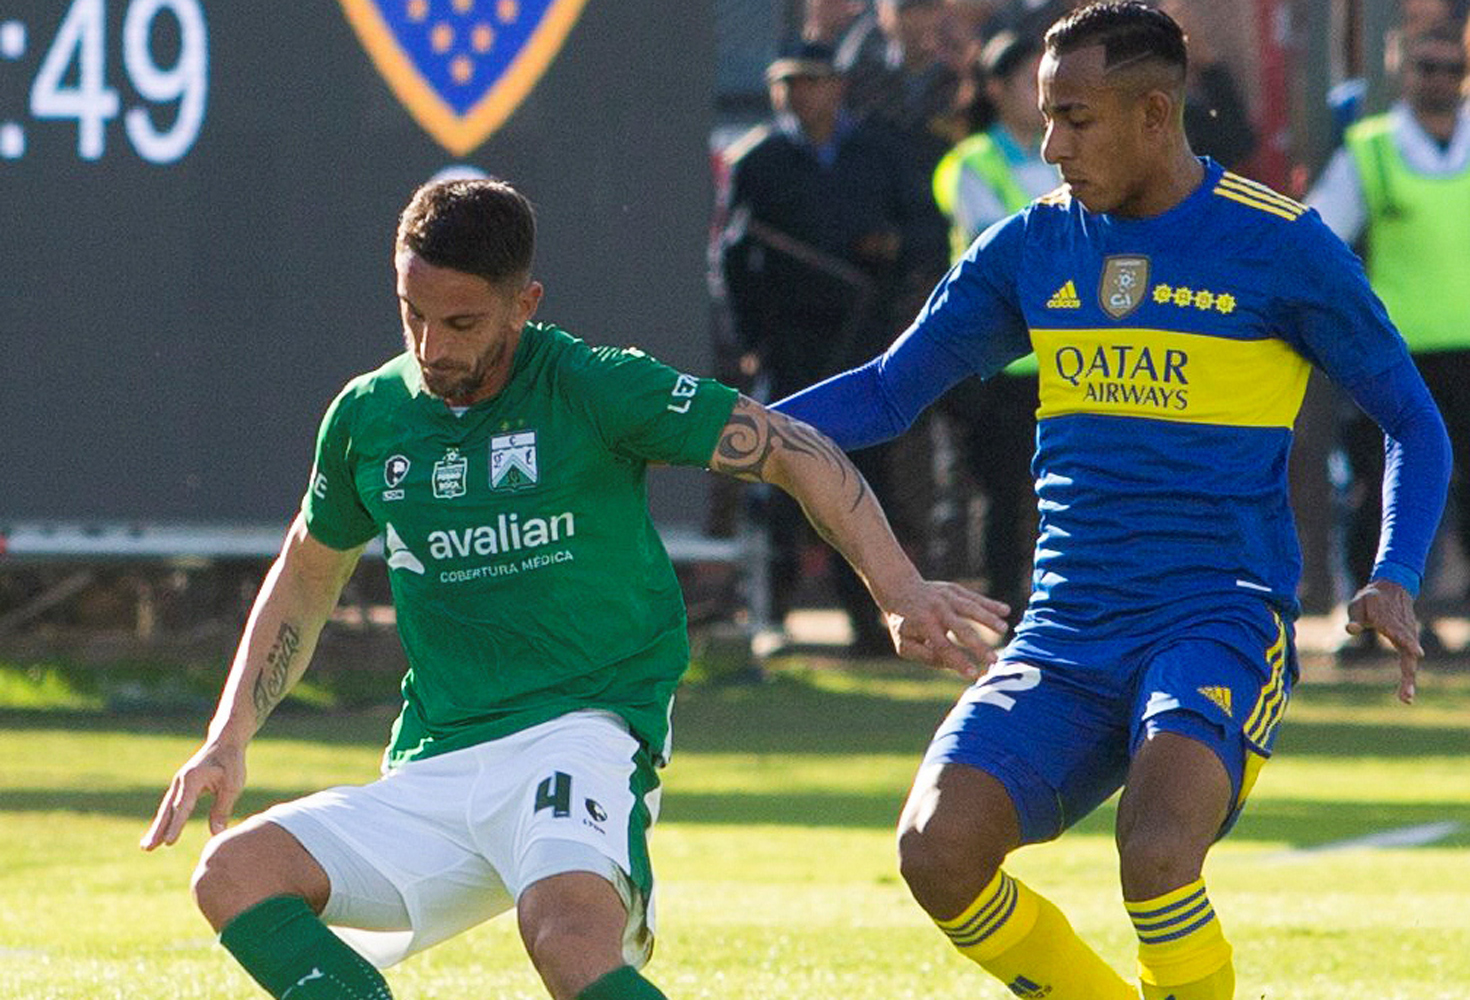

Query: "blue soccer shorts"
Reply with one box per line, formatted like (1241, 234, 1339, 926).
(923, 603, 1294, 844)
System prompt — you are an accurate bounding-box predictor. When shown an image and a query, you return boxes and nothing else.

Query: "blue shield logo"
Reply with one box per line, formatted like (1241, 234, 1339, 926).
(337, 0, 590, 155)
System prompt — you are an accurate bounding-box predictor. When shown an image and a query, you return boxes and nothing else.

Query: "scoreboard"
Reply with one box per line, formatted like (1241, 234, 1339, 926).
(0, 1, 715, 528)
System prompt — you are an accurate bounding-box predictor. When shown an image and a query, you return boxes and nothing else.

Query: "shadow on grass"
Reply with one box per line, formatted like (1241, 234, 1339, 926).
(5, 781, 1467, 852)
(0, 786, 342, 823)
(0, 705, 396, 745)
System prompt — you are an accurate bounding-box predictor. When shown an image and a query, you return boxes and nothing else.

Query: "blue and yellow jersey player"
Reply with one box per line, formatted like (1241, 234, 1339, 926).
(776, 4, 1452, 1000)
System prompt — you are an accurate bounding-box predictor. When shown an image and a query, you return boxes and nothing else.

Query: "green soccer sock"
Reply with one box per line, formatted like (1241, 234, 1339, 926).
(218, 895, 393, 999)
(575, 964, 670, 999)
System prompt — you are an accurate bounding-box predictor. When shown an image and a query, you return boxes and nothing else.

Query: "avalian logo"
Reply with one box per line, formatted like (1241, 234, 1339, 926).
(336, 0, 591, 155)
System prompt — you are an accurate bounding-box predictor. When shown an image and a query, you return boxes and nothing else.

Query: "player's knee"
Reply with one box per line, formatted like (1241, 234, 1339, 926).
(1116, 820, 1207, 896)
(897, 817, 1004, 919)
(518, 872, 629, 998)
(191, 823, 323, 931)
(191, 829, 256, 928)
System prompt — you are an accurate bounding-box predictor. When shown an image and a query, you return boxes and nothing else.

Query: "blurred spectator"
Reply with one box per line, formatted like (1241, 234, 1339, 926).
(1158, 0, 1257, 170)
(803, 0, 868, 46)
(719, 41, 950, 653)
(1308, 22, 1470, 658)
(836, 0, 965, 169)
(929, 30, 1053, 618)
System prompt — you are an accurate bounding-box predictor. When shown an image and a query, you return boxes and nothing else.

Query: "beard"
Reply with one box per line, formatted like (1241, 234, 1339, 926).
(404, 330, 506, 403)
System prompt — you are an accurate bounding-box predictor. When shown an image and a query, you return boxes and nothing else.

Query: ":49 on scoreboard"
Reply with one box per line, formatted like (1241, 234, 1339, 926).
(2, 0, 207, 163)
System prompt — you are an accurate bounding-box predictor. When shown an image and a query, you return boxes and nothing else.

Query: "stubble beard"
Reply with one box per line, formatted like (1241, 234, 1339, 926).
(406, 331, 506, 404)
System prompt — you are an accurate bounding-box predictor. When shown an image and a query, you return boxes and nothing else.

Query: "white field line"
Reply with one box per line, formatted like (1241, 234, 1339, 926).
(1265, 820, 1462, 862)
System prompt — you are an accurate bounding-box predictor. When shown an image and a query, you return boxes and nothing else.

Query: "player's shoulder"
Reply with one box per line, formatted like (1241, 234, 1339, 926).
(529, 323, 665, 386)
(1207, 170, 1312, 228)
(332, 353, 416, 409)
(721, 123, 776, 168)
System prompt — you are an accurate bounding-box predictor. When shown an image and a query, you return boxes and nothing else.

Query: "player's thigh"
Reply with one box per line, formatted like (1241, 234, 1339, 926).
(482, 711, 662, 969)
(1127, 607, 1294, 843)
(259, 761, 513, 967)
(922, 660, 1132, 846)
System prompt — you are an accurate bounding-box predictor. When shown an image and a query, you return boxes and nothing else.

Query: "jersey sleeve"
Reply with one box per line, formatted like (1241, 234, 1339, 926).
(1275, 212, 1451, 594)
(300, 384, 379, 550)
(1275, 210, 1412, 387)
(774, 212, 1032, 448)
(563, 345, 740, 466)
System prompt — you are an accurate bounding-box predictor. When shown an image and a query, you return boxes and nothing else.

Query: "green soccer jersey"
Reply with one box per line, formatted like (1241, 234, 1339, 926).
(302, 322, 739, 769)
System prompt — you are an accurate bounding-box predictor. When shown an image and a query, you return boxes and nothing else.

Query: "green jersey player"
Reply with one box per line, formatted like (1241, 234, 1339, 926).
(141, 178, 1006, 1000)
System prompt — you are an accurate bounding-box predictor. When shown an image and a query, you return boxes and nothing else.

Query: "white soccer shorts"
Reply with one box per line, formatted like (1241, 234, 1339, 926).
(256, 709, 660, 969)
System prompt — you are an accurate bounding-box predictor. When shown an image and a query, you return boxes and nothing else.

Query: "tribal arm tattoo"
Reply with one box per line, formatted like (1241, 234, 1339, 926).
(711, 397, 873, 549)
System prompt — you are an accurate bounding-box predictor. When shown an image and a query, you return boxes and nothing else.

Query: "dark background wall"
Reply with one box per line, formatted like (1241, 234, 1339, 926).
(1, 1, 715, 527)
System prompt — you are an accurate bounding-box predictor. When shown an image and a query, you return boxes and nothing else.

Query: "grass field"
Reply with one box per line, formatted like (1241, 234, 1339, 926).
(1, 658, 1468, 999)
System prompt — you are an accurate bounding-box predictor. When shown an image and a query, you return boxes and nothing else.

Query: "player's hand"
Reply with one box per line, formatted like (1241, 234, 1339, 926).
(1345, 579, 1422, 704)
(140, 741, 247, 850)
(882, 579, 1009, 680)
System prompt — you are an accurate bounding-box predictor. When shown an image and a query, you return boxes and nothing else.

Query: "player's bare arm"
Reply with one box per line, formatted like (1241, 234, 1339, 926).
(1345, 579, 1424, 704)
(140, 514, 364, 850)
(707, 395, 1009, 676)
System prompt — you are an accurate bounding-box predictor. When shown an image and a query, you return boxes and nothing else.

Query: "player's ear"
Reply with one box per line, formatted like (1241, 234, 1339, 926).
(1139, 87, 1175, 135)
(516, 280, 544, 324)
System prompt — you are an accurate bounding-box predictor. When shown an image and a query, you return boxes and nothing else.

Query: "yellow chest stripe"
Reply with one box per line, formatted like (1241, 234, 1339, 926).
(1032, 327, 1310, 427)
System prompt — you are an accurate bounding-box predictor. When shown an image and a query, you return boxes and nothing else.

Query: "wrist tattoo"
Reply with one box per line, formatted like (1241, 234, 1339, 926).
(252, 621, 301, 721)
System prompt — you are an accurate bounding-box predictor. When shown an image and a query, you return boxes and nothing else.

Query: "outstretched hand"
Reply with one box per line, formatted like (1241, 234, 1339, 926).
(881, 579, 1010, 679)
(1345, 579, 1422, 704)
(140, 741, 247, 851)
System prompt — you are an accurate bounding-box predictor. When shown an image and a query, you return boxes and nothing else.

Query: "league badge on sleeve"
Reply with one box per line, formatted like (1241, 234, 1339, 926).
(336, 0, 591, 155)
(490, 431, 538, 491)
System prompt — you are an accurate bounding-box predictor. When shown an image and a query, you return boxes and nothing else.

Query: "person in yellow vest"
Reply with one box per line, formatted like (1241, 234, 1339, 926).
(1308, 21, 1470, 657)
(930, 30, 1058, 617)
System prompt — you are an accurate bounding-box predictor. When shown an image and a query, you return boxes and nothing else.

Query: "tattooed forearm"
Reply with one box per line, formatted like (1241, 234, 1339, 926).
(252, 621, 301, 724)
(714, 401, 871, 513)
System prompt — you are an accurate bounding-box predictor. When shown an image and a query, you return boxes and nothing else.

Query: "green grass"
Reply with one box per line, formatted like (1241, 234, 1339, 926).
(1, 661, 1468, 998)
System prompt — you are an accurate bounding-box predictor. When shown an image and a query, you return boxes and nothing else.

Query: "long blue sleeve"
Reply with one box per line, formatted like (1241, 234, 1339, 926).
(773, 214, 1033, 447)
(1345, 357, 1452, 596)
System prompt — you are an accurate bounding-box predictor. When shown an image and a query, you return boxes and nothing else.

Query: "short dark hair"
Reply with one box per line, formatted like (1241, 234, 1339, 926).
(395, 178, 536, 285)
(1045, 2, 1187, 78)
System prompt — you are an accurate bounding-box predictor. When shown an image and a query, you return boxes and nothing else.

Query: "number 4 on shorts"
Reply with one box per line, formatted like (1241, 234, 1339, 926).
(535, 771, 572, 817)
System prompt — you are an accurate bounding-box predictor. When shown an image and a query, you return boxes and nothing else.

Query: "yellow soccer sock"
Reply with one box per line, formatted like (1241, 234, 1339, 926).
(935, 870, 1137, 1000)
(1127, 878, 1234, 1000)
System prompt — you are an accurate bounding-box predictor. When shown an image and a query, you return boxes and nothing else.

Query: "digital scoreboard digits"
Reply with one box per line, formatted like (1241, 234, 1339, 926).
(2, 0, 208, 163)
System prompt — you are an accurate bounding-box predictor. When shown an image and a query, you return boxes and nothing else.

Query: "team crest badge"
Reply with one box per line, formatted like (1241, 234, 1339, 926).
(336, 0, 591, 156)
(490, 430, 538, 491)
(433, 448, 469, 499)
(1099, 255, 1150, 320)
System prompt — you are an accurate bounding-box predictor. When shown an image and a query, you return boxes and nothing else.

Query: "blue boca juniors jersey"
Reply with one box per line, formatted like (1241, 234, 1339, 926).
(901, 159, 1411, 640)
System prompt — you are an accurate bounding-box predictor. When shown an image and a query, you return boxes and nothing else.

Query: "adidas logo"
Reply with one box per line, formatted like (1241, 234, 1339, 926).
(1046, 280, 1081, 309)
(1007, 975, 1053, 998)
(1198, 685, 1233, 717)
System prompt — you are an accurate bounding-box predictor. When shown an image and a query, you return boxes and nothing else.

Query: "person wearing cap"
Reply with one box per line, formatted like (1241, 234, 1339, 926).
(836, 0, 965, 174)
(719, 41, 949, 655)
(1309, 19, 1470, 661)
